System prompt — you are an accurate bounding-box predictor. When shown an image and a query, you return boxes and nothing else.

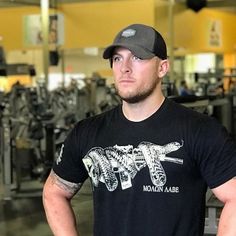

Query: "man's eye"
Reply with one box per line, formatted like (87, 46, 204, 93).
(112, 56, 121, 62)
(132, 55, 141, 61)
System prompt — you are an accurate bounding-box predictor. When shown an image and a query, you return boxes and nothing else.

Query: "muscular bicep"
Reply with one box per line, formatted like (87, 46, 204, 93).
(44, 170, 83, 199)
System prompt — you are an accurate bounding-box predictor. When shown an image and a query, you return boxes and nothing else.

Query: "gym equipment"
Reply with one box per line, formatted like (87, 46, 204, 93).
(204, 189, 223, 235)
(0, 99, 12, 200)
(0, 74, 120, 199)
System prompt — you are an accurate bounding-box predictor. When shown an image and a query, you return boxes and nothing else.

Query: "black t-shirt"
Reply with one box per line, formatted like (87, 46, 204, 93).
(53, 98, 236, 236)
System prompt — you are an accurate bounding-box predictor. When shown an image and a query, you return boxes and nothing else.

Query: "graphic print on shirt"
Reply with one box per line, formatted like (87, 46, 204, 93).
(56, 144, 64, 165)
(82, 141, 184, 191)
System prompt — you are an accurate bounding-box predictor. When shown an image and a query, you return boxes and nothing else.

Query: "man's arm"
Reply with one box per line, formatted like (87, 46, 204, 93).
(42, 170, 83, 236)
(212, 177, 236, 236)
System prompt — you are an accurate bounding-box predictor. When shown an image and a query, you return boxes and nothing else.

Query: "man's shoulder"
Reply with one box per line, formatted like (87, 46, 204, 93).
(77, 105, 120, 127)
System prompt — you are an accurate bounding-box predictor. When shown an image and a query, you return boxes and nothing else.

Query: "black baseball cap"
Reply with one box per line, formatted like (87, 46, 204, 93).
(103, 23, 167, 60)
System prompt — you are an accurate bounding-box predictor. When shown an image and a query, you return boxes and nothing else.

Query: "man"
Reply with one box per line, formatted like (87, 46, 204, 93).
(43, 23, 236, 236)
(178, 80, 192, 96)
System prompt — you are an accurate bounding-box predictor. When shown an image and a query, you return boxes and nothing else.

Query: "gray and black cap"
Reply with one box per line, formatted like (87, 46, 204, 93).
(103, 23, 167, 60)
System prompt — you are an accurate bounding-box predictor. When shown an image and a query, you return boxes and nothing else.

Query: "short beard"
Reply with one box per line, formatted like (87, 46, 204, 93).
(115, 81, 158, 104)
(118, 90, 153, 104)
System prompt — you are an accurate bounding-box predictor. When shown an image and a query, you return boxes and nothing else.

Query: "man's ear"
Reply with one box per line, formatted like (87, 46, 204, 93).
(158, 59, 169, 78)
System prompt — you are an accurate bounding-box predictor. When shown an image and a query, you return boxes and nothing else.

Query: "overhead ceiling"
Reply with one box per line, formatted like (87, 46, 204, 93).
(0, 0, 235, 14)
(0, 0, 130, 8)
(0, 0, 103, 8)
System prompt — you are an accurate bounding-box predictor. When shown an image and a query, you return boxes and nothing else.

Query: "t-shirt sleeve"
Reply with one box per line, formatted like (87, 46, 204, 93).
(52, 124, 89, 183)
(194, 117, 236, 189)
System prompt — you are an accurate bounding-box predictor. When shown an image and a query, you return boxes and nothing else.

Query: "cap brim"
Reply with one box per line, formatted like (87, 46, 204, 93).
(103, 43, 156, 59)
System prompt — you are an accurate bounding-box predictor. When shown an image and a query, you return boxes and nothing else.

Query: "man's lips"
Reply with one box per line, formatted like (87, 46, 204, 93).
(119, 78, 135, 83)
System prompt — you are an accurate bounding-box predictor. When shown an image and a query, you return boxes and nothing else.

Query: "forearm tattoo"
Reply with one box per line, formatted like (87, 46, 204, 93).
(50, 170, 83, 196)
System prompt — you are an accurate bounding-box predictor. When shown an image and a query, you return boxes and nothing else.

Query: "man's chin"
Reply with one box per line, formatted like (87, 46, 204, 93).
(121, 95, 146, 104)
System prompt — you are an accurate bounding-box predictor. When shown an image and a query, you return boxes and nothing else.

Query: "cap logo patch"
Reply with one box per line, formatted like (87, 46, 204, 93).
(121, 29, 136, 38)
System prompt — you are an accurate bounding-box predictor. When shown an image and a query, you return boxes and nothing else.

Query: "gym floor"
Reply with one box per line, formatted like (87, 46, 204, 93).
(0, 178, 216, 236)
(0, 179, 93, 236)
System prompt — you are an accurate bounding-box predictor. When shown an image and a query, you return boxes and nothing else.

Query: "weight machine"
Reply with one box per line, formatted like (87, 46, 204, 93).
(0, 74, 120, 200)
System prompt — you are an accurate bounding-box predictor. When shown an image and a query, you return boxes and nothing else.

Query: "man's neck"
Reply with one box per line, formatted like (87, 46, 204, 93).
(122, 94, 165, 122)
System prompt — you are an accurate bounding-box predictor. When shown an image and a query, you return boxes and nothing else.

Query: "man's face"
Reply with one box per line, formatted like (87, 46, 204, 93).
(111, 47, 163, 104)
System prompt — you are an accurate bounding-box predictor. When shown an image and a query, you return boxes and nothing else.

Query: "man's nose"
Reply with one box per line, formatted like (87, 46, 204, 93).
(120, 59, 132, 73)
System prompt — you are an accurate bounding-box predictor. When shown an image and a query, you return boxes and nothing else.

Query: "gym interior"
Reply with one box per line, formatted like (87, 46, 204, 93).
(0, 0, 236, 235)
